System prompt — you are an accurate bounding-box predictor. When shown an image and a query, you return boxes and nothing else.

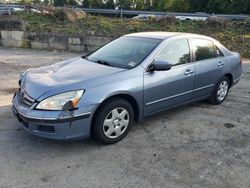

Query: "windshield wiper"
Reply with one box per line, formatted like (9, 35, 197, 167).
(95, 60, 113, 67)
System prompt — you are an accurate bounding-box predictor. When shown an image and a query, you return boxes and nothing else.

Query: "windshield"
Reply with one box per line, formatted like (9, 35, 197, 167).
(86, 36, 162, 69)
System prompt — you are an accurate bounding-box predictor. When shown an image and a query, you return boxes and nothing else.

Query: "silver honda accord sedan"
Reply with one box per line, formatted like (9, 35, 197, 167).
(12, 32, 242, 144)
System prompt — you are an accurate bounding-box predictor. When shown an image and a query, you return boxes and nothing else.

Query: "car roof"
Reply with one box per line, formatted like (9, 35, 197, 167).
(125, 32, 210, 40)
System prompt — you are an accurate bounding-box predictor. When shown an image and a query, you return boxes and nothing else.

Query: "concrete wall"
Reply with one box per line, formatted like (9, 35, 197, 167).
(0, 30, 114, 52)
(0, 19, 25, 30)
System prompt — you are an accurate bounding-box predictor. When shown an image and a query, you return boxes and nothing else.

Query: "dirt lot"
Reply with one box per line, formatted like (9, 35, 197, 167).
(0, 47, 250, 188)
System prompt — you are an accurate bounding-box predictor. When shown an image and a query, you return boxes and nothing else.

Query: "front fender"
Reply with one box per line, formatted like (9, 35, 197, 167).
(79, 70, 144, 121)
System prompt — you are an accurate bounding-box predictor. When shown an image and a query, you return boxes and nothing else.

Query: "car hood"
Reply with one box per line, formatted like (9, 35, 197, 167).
(21, 57, 125, 99)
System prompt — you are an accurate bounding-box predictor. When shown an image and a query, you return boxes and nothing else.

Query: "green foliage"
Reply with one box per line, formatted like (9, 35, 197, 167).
(82, 0, 90, 8)
(151, 0, 250, 14)
(131, 0, 152, 10)
(18, 0, 37, 4)
(99, 19, 114, 33)
(206, 0, 250, 14)
(171, 0, 190, 12)
(186, 0, 207, 12)
(91, 0, 104, 8)
(82, 0, 115, 8)
(104, 0, 115, 9)
(53, 0, 77, 6)
(115, 0, 133, 9)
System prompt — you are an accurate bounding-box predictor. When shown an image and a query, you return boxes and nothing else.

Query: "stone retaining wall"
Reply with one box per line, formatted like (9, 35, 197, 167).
(0, 30, 113, 52)
(0, 19, 25, 31)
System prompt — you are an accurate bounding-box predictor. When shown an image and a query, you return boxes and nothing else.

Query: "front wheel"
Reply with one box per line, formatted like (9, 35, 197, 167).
(93, 99, 134, 144)
(208, 76, 230, 105)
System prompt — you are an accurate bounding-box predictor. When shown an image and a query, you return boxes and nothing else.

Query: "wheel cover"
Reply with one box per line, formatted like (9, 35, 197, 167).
(217, 80, 229, 101)
(103, 108, 130, 139)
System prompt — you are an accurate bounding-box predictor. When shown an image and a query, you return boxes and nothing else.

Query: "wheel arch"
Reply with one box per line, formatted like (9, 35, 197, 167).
(224, 73, 233, 87)
(90, 93, 141, 135)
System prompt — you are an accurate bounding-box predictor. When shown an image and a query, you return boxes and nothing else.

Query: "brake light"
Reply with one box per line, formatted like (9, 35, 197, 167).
(240, 56, 243, 64)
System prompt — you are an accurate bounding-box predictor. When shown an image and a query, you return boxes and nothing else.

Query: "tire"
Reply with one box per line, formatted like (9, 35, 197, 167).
(93, 98, 134, 144)
(208, 76, 230, 105)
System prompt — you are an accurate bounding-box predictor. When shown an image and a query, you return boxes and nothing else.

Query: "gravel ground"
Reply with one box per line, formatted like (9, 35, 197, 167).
(0, 47, 250, 188)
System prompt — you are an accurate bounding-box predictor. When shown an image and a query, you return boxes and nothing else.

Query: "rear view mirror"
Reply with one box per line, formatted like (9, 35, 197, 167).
(148, 61, 172, 72)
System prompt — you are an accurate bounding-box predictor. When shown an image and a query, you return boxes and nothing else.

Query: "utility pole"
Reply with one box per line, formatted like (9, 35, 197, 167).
(120, 8, 123, 18)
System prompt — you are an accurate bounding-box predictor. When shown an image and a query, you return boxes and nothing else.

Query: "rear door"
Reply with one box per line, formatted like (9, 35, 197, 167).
(190, 38, 226, 99)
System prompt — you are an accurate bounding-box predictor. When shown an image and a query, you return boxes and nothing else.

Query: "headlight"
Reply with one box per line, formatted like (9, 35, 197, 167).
(36, 90, 84, 110)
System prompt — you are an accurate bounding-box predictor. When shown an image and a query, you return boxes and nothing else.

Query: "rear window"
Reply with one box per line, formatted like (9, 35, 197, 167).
(192, 39, 217, 61)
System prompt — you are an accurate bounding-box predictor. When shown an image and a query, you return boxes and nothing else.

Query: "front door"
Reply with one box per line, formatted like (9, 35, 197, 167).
(144, 38, 195, 116)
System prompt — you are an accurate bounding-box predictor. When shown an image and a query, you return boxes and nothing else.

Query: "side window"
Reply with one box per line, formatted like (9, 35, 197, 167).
(155, 39, 190, 66)
(192, 39, 217, 61)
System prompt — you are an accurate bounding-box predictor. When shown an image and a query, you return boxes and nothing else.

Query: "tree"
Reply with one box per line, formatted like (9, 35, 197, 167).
(18, 0, 30, 4)
(14, 0, 250, 14)
(82, 0, 91, 8)
(206, 0, 249, 14)
(53, 0, 65, 6)
(67, 0, 77, 6)
(43, 0, 50, 5)
(132, 0, 152, 10)
(53, 0, 77, 6)
(104, 0, 115, 9)
(115, 0, 133, 9)
(171, 0, 190, 12)
(91, 0, 104, 8)
(81, 0, 105, 8)
(153, 0, 174, 11)
(247, 3, 250, 14)
(187, 0, 207, 12)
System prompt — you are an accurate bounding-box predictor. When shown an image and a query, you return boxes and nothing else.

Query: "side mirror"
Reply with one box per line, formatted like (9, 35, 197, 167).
(148, 61, 172, 72)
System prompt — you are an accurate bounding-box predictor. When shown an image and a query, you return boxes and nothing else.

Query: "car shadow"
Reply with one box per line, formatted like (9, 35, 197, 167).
(140, 100, 210, 124)
(0, 99, 226, 153)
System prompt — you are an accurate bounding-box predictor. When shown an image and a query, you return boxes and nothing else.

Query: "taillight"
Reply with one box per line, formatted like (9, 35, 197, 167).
(240, 56, 243, 64)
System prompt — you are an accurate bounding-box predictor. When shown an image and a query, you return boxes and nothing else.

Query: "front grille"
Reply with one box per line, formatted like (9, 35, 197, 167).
(20, 90, 35, 107)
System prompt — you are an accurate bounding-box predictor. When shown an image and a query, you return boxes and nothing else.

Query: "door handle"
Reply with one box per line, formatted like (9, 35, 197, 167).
(184, 69, 194, 75)
(217, 62, 225, 67)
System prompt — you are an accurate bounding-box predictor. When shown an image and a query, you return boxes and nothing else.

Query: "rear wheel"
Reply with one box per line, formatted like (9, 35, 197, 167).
(208, 76, 230, 105)
(93, 99, 134, 144)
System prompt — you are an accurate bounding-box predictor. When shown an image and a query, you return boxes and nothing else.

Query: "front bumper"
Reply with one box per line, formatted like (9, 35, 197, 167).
(12, 91, 95, 141)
